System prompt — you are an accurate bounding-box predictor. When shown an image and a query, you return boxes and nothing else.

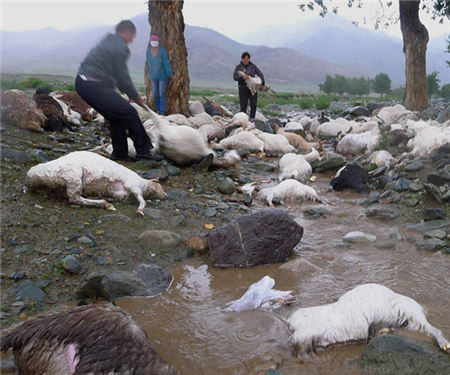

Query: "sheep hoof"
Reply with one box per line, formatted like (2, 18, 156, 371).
(378, 328, 394, 335)
(136, 209, 145, 217)
(443, 343, 450, 353)
(105, 204, 116, 211)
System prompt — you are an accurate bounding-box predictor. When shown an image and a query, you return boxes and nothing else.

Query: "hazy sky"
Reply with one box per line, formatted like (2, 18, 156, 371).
(2, 0, 449, 40)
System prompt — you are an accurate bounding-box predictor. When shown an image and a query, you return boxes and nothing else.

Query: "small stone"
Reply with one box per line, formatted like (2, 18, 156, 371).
(185, 237, 207, 253)
(62, 255, 84, 274)
(77, 236, 94, 247)
(343, 231, 377, 243)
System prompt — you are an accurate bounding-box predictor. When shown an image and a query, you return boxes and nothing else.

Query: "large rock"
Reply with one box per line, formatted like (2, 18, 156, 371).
(359, 334, 450, 375)
(310, 153, 346, 172)
(208, 209, 303, 267)
(78, 264, 173, 300)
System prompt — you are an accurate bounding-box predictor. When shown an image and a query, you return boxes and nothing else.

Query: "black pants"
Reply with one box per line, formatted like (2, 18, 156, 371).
(76, 75, 151, 157)
(239, 85, 258, 119)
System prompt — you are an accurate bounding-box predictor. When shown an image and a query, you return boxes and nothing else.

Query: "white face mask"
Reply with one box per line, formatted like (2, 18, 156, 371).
(150, 41, 159, 47)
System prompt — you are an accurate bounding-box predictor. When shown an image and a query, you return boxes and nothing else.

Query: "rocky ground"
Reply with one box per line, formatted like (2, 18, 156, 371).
(1, 97, 449, 333)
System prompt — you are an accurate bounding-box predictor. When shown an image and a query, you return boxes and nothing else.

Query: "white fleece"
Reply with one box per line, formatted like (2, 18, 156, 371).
(26, 151, 166, 215)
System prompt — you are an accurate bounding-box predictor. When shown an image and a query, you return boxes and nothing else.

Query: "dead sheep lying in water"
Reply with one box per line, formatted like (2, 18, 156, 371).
(26, 151, 166, 216)
(226, 279, 450, 355)
(0, 304, 180, 375)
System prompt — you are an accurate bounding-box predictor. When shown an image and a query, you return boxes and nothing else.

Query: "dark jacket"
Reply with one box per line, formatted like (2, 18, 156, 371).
(233, 61, 265, 87)
(78, 33, 138, 100)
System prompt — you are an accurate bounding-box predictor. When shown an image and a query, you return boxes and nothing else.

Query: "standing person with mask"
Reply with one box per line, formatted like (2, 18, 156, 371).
(233, 51, 265, 121)
(76, 20, 163, 162)
(146, 34, 173, 115)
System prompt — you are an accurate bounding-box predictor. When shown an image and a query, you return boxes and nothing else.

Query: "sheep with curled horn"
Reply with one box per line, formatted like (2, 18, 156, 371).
(226, 278, 450, 356)
(0, 303, 180, 375)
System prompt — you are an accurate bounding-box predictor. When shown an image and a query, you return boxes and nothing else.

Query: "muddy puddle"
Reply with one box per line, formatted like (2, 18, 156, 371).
(116, 174, 450, 375)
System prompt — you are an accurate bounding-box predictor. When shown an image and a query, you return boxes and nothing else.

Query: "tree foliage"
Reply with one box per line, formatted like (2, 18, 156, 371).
(319, 74, 380, 95)
(426, 71, 440, 96)
(373, 73, 392, 94)
(440, 83, 450, 99)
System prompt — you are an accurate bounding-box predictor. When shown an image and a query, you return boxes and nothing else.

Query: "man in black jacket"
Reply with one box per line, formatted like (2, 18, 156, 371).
(233, 51, 265, 121)
(76, 20, 162, 161)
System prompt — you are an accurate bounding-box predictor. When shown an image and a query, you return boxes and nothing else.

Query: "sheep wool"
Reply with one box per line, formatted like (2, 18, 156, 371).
(336, 128, 380, 156)
(256, 132, 295, 155)
(278, 153, 312, 182)
(218, 131, 264, 152)
(257, 179, 319, 206)
(286, 283, 450, 354)
(26, 151, 166, 215)
(405, 119, 450, 158)
(366, 150, 396, 169)
(1, 304, 180, 375)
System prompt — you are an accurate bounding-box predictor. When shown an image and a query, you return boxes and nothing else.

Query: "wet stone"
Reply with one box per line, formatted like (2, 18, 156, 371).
(303, 206, 332, 218)
(1, 148, 33, 163)
(374, 242, 396, 249)
(39, 280, 50, 288)
(143, 208, 164, 219)
(415, 238, 446, 251)
(217, 177, 235, 195)
(10, 272, 25, 281)
(253, 162, 276, 173)
(25, 148, 49, 163)
(167, 190, 188, 201)
(361, 192, 380, 206)
(343, 231, 377, 243)
(423, 207, 447, 221)
(13, 244, 31, 255)
(62, 255, 84, 274)
(404, 161, 424, 172)
(204, 207, 217, 217)
(365, 205, 400, 220)
(101, 214, 132, 222)
(423, 229, 446, 240)
(97, 255, 107, 265)
(140, 168, 169, 181)
(77, 236, 95, 247)
(164, 163, 181, 176)
(394, 178, 413, 192)
(14, 280, 46, 304)
(427, 165, 450, 185)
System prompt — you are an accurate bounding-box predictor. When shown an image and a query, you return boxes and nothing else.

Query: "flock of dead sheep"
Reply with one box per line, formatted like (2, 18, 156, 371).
(1, 88, 450, 374)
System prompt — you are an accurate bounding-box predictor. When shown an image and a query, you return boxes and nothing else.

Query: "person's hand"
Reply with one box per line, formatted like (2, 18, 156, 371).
(134, 96, 146, 108)
(259, 84, 265, 90)
(243, 74, 249, 80)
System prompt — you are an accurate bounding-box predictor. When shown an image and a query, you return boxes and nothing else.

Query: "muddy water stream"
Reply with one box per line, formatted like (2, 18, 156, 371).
(117, 174, 450, 375)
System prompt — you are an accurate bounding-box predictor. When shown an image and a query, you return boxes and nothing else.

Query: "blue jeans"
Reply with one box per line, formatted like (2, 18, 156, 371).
(151, 79, 168, 114)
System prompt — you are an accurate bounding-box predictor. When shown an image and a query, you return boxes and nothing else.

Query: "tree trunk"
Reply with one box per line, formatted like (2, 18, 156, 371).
(146, 0, 189, 115)
(399, 0, 429, 110)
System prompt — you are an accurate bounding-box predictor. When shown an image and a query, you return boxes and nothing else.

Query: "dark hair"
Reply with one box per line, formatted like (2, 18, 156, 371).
(115, 20, 136, 34)
(241, 51, 250, 59)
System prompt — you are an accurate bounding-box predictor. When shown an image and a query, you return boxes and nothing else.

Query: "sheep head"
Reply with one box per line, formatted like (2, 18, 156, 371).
(145, 179, 167, 200)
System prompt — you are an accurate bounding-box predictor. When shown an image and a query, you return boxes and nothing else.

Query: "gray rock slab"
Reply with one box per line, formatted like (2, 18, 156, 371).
(359, 334, 450, 375)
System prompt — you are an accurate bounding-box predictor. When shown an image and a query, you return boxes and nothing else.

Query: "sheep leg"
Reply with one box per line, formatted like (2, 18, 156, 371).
(129, 188, 146, 216)
(66, 182, 115, 210)
(396, 298, 450, 351)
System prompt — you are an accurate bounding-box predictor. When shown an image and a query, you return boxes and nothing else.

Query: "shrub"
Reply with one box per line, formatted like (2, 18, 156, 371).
(315, 95, 330, 110)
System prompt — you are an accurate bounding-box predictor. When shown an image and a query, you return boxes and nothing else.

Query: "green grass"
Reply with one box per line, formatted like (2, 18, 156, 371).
(1, 76, 76, 91)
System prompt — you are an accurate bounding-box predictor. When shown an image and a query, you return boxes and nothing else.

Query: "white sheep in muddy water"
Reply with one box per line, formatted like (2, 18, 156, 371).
(273, 123, 320, 153)
(226, 279, 450, 355)
(374, 104, 418, 126)
(278, 149, 320, 182)
(26, 151, 167, 216)
(257, 179, 320, 206)
(0, 303, 180, 375)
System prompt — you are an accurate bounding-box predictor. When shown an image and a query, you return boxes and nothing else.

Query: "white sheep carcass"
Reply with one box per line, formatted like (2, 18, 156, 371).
(227, 280, 450, 355)
(336, 128, 380, 156)
(375, 104, 418, 126)
(146, 108, 240, 170)
(188, 112, 214, 128)
(257, 179, 320, 206)
(26, 151, 166, 215)
(256, 132, 295, 155)
(218, 131, 264, 152)
(278, 150, 320, 182)
(366, 150, 396, 169)
(317, 118, 355, 138)
(274, 124, 319, 153)
(237, 71, 262, 95)
(405, 119, 450, 158)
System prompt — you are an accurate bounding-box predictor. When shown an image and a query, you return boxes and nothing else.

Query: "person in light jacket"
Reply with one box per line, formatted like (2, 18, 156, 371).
(146, 34, 173, 115)
(233, 51, 265, 121)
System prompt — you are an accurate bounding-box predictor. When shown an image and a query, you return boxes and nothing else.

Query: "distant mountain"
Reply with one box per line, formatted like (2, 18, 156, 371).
(240, 15, 450, 85)
(1, 13, 371, 91)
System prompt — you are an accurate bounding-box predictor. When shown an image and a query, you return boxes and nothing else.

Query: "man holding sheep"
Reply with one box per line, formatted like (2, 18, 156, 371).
(76, 20, 163, 162)
(233, 51, 265, 121)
